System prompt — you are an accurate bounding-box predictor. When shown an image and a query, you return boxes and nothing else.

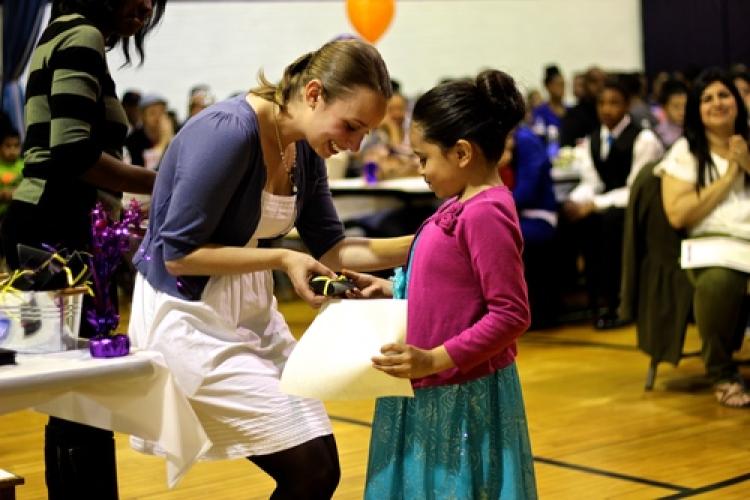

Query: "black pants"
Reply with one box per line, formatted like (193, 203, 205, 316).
(2, 200, 119, 499)
(45, 418, 119, 500)
(562, 207, 625, 316)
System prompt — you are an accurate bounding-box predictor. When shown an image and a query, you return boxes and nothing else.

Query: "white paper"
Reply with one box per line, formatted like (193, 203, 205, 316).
(280, 299, 414, 400)
(681, 237, 750, 273)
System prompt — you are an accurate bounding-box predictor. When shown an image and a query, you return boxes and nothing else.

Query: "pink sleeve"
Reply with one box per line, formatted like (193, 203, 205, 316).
(443, 198, 531, 372)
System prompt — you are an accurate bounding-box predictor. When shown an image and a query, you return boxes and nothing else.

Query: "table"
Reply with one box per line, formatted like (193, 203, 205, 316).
(549, 165, 581, 202)
(0, 349, 211, 488)
(328, 176, 434, 197)
(328, 177, 436, 222)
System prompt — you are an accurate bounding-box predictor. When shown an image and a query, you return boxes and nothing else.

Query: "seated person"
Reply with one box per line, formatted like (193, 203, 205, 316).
(732, 69, 750, 114)
(499, 125, 558, 327)
(186, 84, 216, 123)
(531, 64, 568, 150)
(349, 79, 416, 179)
(560, 66, 605, 147)
(344, 81, 432, 238)
(654, 79, 688, 149)
(121, 89, 142, 131)
(0, 127, 24, 228)
(624, 72, 658, 130)
(125, 93, 173, 170)
(656, 68, 750, 408)
(562, 77, 664, 329)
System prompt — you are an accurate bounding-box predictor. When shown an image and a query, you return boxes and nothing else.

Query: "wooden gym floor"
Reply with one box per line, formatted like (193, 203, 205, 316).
(1, 299, 749, 499)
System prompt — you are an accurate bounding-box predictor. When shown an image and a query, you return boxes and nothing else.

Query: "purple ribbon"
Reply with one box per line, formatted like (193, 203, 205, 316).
(89, 334, 130, 358)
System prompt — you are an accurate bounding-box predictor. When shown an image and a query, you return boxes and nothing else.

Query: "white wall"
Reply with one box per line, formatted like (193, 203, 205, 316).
(106, 0, 643, 122)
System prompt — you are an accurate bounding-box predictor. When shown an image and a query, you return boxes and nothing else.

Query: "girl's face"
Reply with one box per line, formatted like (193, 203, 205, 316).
(409, 123, 466, 199)
(306, 86, 386, 158)
(699, 81, 738, 134)
(114, 0, 154, 37)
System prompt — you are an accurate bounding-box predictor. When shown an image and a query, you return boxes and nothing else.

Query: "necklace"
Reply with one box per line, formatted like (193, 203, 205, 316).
(273, 104, 297, 194)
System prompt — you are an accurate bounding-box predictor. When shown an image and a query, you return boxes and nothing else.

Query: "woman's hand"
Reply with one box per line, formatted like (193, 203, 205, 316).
(340, 269, 393, 298)
(729, 135, 750, 173)
(372, 343, 455, 379)
(281, 251, 336, 308)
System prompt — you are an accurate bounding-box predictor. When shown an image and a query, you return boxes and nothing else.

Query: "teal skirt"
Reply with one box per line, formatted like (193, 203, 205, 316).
(365, 363, 537, 500)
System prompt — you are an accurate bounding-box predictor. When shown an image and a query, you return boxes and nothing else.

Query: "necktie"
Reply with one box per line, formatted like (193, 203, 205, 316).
(602, 133, 615, 160)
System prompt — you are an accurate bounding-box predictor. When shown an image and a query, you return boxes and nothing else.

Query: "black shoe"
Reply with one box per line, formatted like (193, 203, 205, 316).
(594, 313, 631, 330)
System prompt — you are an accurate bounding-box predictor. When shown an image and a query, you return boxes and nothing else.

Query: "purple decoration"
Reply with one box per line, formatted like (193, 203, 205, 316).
(88, 200, 144, 337)
(89, 334, 130, 358)
(363, 161, 379, 184)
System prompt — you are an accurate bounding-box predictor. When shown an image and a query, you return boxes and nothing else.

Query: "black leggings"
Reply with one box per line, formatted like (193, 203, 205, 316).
(248, 434, 340, 500)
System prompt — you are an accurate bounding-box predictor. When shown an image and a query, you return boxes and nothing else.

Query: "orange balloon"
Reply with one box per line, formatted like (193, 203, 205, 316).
(346, 0, 395, 44)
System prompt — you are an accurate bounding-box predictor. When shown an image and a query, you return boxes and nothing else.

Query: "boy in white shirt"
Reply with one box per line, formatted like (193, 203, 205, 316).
(563, 77, 664, 329)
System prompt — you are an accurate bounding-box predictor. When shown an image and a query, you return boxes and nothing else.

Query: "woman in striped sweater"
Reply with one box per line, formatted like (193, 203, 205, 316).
(1, 1, 166, 498)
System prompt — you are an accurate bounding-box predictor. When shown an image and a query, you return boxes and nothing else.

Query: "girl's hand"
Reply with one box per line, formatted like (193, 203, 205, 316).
(341, 269, 393, 298)
(281, 251, 336, 308)
(729, 135, 750, 173)
(372, 343, 455, 379)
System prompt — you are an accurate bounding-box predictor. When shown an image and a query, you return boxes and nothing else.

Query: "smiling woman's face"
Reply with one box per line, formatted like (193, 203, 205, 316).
(305, 86, 386, 158)
(699, 81, 738, 135)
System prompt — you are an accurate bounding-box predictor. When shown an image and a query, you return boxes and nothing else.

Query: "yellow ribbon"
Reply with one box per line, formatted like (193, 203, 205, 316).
(312, 274, 349, 296)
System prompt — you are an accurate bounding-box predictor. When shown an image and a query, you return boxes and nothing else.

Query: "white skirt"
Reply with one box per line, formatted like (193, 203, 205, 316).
(128, 271, 332, 460)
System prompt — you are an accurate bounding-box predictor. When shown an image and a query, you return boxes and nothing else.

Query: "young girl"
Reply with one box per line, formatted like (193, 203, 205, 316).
(346, 69, 538, 499)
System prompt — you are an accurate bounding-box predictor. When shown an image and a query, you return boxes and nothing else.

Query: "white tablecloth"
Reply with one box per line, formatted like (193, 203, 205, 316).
(328, 176, 432, 193)
(0, 349, 211, 488)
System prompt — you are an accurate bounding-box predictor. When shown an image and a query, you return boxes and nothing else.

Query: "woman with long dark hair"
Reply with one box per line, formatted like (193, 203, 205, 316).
(657, 68, 750, 408)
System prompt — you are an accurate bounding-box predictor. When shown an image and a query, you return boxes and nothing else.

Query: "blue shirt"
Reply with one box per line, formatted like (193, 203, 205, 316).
(134, 95, 345, 300)
(511, 126, 557, 214)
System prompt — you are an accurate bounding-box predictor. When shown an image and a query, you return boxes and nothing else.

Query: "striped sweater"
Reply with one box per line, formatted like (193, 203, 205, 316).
(15, 13, 128, 208)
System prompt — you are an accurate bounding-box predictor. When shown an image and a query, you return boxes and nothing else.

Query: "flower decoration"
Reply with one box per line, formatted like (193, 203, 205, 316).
(434, 201, 464, 235)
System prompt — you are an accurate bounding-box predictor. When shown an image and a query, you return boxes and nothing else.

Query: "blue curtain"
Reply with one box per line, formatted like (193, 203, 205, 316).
(2, 0, 48, 138)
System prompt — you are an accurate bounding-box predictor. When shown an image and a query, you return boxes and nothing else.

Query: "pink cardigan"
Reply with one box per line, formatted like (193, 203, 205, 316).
(407, 186, 530, 389)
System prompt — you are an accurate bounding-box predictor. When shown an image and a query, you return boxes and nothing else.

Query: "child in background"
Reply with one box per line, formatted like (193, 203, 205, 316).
(562, 77, 664, 329)
(345, 69, 537, 499)
(0, 128, 23, 219)
(654, 79, 688, 149)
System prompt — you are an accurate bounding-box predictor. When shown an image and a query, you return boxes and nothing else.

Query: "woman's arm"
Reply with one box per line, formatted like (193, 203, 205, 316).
(661, 162, 740, 229)
(165, 245, 335, 306)
(320, 235, 413, 271)
(81, 152, 156, 194)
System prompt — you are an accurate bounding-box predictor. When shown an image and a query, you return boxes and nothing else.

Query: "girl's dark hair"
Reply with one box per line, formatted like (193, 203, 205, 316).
(683, 67, 749, 189)
(411, 69, 525, 164)
(543, 64, 562, 86)
(51, 0, 167, 66)
(251, 39, 392, 109)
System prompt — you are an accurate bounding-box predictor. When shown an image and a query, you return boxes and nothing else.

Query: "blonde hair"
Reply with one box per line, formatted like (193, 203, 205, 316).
(250, 39, 392, 110)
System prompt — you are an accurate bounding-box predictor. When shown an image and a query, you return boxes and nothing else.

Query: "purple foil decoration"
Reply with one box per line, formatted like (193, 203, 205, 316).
(89, 334, 130, 358)
(88, 200, 144, 337)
